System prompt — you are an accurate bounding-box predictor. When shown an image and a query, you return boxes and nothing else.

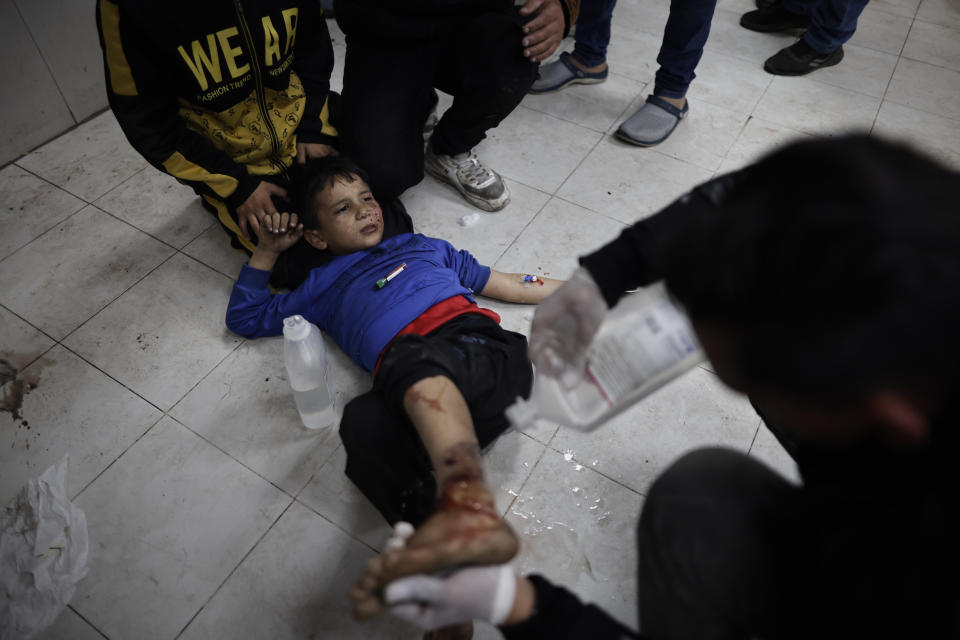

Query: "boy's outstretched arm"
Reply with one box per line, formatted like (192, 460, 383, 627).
(479, 270, 563, 304)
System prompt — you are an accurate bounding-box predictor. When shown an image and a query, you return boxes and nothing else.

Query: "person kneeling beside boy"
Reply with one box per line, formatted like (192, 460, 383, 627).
(225, 156, 561, 605)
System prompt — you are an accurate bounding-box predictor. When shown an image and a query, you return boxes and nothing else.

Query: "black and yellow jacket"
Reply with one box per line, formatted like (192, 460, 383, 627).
(96, 0, 336, 209)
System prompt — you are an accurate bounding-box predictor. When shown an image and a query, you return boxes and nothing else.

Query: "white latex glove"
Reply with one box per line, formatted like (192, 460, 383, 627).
(385, 564, 517, 630)
(529, 267, 608, 388)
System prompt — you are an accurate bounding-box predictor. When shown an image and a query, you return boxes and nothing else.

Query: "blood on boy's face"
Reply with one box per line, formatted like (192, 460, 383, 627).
(310, 175, 384, 254)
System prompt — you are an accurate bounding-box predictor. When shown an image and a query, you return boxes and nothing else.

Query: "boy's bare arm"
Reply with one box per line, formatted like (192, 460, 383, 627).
(479, 270, 563, 304)
(247, 212, 304, 271)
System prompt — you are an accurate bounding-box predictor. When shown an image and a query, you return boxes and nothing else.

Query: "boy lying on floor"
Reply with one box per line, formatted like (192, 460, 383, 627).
(225, 156, 561, 612)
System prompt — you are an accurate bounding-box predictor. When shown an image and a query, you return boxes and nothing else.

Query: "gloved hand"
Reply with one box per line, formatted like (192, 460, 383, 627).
(529, 267, 608, 388)
(385, 564, 517, 630)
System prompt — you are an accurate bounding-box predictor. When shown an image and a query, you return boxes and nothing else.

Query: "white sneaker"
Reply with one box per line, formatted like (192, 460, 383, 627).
(424, 146, 510, 212)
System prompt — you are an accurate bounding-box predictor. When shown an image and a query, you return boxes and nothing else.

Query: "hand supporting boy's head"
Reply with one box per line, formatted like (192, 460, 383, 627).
(297, 156, 385, 255)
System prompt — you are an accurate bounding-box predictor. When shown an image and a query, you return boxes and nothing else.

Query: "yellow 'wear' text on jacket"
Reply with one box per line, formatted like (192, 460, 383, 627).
(96, 0, 336, 208)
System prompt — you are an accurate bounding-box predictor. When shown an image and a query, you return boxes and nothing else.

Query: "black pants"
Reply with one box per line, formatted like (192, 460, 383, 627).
(339, 11, 538, 201)
(339, 314, 533, 526)
(637, 445, 958, 639)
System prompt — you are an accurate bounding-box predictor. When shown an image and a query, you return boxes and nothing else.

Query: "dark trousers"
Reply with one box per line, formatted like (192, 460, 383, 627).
(339, 12, 538, 202)
(781, 0, 869, 53)
(637, 448, 808, 640)
(570, 0, 717, 99)
(339, 314, 533, 526)
(637, 445, 957, 639)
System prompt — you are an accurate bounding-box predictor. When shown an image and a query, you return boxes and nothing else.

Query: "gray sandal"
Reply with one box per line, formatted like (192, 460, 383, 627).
(530, 52, 609, 94)
(615, 95, 689, 147)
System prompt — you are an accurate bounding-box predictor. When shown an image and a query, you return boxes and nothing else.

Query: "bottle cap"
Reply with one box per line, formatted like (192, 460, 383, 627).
(282, 315, 311, 341)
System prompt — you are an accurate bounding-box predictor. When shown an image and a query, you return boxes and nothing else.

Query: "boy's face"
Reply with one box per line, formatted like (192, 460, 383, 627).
(304, 175, 384, 254)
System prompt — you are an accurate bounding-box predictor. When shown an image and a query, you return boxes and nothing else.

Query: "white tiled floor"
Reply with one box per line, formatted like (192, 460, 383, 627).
(2, 4, 958, 638)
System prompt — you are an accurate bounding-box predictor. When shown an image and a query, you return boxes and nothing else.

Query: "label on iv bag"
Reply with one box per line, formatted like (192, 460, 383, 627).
(584, 297, 700, 407)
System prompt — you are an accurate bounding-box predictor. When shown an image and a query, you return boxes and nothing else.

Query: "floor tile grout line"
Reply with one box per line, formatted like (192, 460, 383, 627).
(746, 419, 763, 454)
(541, 441, 651, 499)
(64, 603, 111, 640)
(869, 19, 960, 132)
(872, 55, 907, 133)
(8, 161, 96, 205)
(163, 335, 246, 419)
(68, 412, 166, 502)
(542, 107, 620, 210)
(501, 436, 554, 517)
(0, 303, 60, 370)
(293, 441, 342, 502)
(57, 248, 179, 347)
(167, 244, 244, 285)
(164, 413, 299, 500)
(30, 253, 247, 500)
(292, 494, 391, 555)
(172, 496, 299, 640)
(0, 200, 182, 342)
(149, 351, 336, 502)
(520, 102, 627, 137)
(475, 179, 555, 269)
(548, 192, 632, 229)
(86, 200, 210, 256)
(90, 174, 221, 252)
(883, 77, 960, 122)
(91, 165, 150, 204)
(489, 191, 569, 272)
(1, 106, 112, 172)
(506, 103, 608, 188)
(9, 0, 79, 123)
(46, 307, 192, 497)
(518, 71, 653, 136)
(0, 198, 90, 269)
(176, 243, 250, 281)
(713, 111, 759, 170)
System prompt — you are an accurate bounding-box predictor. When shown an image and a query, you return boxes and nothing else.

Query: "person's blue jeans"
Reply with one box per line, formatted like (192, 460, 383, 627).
(780, 0, 869, 53)
(570, 0, 717, 99)
(571, 0, 616, 67)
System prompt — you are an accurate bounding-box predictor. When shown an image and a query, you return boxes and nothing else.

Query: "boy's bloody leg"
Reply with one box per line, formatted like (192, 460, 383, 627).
(350, 375, 519, 619)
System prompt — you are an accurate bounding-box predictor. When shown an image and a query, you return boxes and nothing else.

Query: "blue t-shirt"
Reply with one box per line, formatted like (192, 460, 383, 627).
(225, 233, 492, 371)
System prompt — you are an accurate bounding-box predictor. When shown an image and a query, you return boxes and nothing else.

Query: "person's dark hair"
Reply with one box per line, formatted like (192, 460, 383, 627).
(292, 155, 371, 229)
(660, 134, 960, 402)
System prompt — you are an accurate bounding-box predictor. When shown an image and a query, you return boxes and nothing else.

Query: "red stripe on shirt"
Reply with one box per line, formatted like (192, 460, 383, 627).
(374, 295, 501, 374)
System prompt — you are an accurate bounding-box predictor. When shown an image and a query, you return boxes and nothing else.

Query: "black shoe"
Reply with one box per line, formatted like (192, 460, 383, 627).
(764, 40, 844, 75)
(740, 6, 810, 32)
(755, 0, 776, 8)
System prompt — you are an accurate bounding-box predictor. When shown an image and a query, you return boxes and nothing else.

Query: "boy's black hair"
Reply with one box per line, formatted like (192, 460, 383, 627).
(660, 134, 960, 402)
(292, 155, 372, 230)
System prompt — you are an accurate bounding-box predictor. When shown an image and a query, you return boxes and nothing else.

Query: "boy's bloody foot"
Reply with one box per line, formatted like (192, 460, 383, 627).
(350, 477, 518, 620)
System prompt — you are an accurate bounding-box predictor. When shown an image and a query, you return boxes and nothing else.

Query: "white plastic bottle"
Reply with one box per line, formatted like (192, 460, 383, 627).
(506, 284, 704, 432)
(282, 315, 335, 430)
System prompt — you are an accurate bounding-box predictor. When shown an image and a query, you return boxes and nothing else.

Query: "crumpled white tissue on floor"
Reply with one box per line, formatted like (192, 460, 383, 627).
(0, 456, 89, 640)
(458, 213, 482, 227)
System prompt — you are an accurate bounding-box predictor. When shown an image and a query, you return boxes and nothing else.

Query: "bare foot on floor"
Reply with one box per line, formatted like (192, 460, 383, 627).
(350, 478, 518, 619)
